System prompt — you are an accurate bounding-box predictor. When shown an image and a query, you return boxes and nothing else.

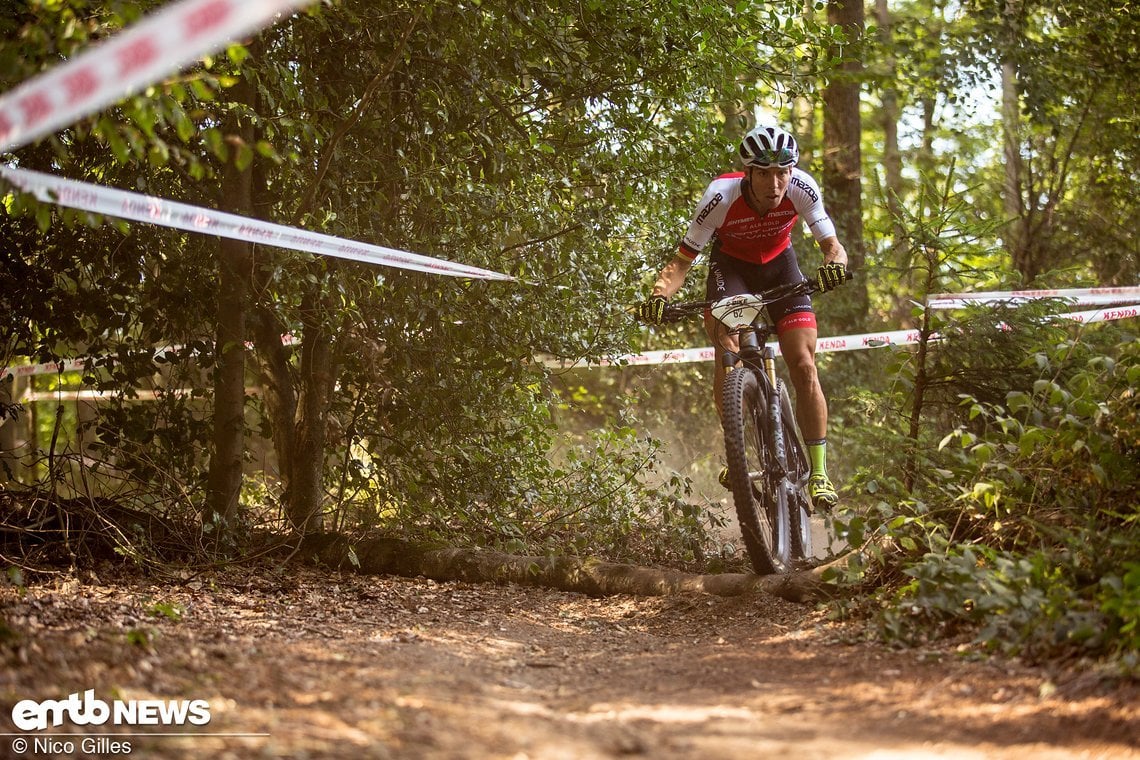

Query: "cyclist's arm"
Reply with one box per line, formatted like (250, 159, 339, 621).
(655, 177, 733, 298)
(651, 252, 694, 299)
(818, 236, 848, 268)
(788, 171, 839, 242)
(788, 170, 847, 268)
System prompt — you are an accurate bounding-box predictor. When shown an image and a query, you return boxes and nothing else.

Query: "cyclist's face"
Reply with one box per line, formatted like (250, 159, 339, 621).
(747, 166, 792, 211)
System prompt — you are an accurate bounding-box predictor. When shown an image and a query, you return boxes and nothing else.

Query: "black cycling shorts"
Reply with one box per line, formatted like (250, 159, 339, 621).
(705, 245, 815, 332)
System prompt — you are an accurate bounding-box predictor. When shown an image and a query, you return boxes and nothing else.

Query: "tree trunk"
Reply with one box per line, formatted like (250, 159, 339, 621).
(284, 282, 339, 533)
(874, 0, 904, 239)
(792, 97, 815, 166)
(875, 0, 912, 327)
(0, 375, 21, 484)
(204, 76, 257, 543)
(823, 0, 868, 330)
(905, 288, 936, 492)
(250, 24, 419, 534)
(1002, 60, 1030, 283)
(252, 303, 296, 489)
(916, 96, 936, 183)
(297, 534, 840, 603)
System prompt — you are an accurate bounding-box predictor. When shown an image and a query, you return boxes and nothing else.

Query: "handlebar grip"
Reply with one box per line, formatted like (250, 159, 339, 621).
(810, 265, 852, 294)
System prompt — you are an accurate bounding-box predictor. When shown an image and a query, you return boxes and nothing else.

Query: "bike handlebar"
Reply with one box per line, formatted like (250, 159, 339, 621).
(659, 277, 819, 323)
(640, 268, 852, 325)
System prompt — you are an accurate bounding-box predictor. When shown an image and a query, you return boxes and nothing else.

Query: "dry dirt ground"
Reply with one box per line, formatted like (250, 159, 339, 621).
(1, 566, 1137, 760)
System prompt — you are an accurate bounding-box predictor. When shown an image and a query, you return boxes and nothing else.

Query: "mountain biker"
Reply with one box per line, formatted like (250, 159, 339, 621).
(638, 124, 848, 509)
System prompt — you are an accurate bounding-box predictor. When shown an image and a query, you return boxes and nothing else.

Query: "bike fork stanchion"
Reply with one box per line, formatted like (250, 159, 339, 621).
(762, 348, 777, 387)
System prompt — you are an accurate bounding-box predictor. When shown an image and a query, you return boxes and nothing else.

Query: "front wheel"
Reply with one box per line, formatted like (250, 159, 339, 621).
(722, 367, 792, 575)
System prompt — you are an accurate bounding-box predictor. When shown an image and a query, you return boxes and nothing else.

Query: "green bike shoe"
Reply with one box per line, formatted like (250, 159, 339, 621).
(808, 474, 839, 510)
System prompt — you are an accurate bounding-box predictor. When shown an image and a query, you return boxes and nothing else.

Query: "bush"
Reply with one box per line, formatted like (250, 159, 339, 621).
(834, 318, 1139, 667)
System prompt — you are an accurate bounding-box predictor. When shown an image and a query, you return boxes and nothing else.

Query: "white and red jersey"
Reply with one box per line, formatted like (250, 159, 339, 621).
(679, 170, 837, 265)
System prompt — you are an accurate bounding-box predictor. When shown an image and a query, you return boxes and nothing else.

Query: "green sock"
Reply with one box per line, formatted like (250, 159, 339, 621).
(806, 438, 828, 478)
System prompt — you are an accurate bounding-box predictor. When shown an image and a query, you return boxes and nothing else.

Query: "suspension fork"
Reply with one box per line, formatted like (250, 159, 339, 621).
(738, 328, 778, 386)
(762, 346, 777, 387)
(759, 342, 787, 477)
(724, 328, 777, 386)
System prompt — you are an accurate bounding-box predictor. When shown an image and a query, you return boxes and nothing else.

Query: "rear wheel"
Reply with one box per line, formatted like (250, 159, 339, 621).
(722, 367, 792, 575)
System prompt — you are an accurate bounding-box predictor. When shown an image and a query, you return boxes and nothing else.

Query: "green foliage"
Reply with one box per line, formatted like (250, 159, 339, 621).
(863, 0, 1139, 293)
(529, 422, 723, 568)
(125, 627, 155, 648)
(335, 392, 723, 568)
(964, 0, 1140, 284)
(4, 566, 26, 594)
(1099, 562, 1140, 655)
(937, 329, 1138, 523)
(835, 320, 1139, 665)
(881, 546, 1113, 657)
(146, 600, 184, 622)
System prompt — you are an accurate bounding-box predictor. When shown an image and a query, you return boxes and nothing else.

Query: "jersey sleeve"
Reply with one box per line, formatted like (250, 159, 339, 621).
(678, 181, 729, 260)
(788, 170, 837, 241)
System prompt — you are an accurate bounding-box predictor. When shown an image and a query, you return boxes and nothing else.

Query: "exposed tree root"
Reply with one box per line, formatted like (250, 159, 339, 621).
(1, 485, 841, 602)
(297, 533, 841, 603)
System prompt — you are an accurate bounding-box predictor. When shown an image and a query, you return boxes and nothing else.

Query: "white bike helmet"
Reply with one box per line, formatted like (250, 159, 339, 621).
(739, 125, 800, 169)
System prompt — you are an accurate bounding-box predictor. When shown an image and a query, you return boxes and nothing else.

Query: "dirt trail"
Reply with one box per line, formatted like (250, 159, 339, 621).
(1, 568, 1137, 759)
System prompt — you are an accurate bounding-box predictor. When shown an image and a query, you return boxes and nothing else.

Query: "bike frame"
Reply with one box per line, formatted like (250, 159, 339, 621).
(710, 296, 808, 496)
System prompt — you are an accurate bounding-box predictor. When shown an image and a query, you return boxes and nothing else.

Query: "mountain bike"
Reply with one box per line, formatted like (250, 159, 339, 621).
(659, 278, 824, 575)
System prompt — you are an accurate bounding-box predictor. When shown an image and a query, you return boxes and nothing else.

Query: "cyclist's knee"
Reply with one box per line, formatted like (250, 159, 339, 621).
(705, 318, 737, 351)
(702, 314, 715, 339)
(784, 351, 818, 385)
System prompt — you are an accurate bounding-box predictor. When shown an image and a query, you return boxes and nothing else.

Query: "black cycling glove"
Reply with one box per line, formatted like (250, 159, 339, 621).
(816, 263, 848, 292)
(638, 295, 667, 324)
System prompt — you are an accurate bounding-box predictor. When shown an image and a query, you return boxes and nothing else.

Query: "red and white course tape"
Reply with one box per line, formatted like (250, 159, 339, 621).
(1, 166, 514, 281)
(541, 304, 1140, 369)
(0, 0, 513, 281)
(5, 303, 1137, 380)
(927, 286, 1140, 309)
(0, 0, 312, 154)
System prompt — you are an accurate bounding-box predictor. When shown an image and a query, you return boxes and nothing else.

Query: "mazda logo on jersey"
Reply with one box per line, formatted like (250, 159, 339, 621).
(789, 175, 819, 204)
(696, 192, 723, 224)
